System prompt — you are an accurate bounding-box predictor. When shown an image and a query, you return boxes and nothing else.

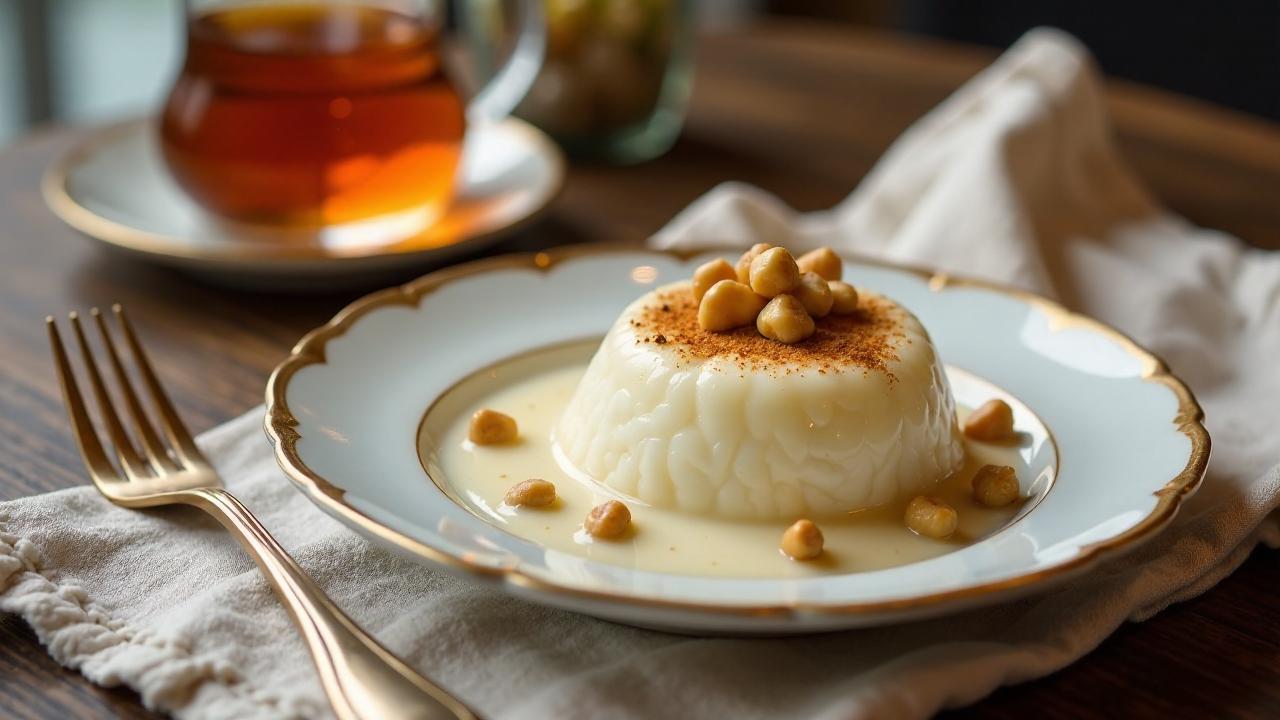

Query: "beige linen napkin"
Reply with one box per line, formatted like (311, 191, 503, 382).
(3, 28, 1279, 720)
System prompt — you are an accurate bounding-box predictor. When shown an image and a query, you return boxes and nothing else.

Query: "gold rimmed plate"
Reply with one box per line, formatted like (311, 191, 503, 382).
(265, 245, 1208, 634)
(43, 118, 565, 289)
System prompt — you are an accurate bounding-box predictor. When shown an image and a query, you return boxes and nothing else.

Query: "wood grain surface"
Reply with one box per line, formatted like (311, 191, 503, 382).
(1, 20, 1277, 720)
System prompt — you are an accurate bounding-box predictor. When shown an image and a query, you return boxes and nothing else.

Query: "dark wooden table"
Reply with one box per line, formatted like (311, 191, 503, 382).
(2, 20, 1278, 720)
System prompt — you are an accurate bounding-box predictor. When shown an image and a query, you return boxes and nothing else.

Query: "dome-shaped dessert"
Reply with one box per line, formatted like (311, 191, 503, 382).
(554, 279, 963, 520)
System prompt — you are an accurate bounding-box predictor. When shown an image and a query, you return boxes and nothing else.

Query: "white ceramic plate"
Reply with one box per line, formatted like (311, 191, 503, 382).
(265, 246, 1208, 634)
(42, 118, 564, 288)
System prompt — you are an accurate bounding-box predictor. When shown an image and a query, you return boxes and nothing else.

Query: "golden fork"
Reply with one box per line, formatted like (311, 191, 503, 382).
(47, 305, 475, 720)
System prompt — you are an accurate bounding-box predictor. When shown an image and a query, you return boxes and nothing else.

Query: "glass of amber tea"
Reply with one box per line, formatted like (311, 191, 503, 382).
(161, 1, 544, 234)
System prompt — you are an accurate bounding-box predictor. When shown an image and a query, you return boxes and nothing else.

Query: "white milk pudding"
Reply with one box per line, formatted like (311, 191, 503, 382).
(554, 281, 965, 520)
(416, 246, 1055, 576)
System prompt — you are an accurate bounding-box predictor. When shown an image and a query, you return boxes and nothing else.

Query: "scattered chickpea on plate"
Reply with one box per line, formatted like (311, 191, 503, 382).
(469, 408, 518, 445)
(505, 478, 557, 508)
(585, 500, 632, 539)
(905, 496, 959, 539)
(972, 464, 1020, 508)
(780, 519, 825, 561)
(964, 399, 1016, 442)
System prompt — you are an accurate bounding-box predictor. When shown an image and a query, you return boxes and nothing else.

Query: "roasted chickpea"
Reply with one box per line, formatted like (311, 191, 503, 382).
(791, 272, 834, 318)
(698, 280, 767, 332)
(796, 246, 842, 281)
(964, 399, 1015, 442)
(905, 496, 958, 539)
(749, 247, 802, 297)
(757, 294, 815, 343)
(585, 500, 632, 539)
(828, 281, 859, 314)
(692, 258, 737, 303)
(972, 465, 1020, 507)
(469, 409, 518, 445)
(780, 519, 824, 560)
(504, 479, 557, 508)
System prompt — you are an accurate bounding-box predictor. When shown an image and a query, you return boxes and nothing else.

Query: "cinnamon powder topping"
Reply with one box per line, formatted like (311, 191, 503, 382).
(632, 284, 905, 378)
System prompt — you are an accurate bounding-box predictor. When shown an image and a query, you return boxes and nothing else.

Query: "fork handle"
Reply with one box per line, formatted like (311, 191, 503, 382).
(180, 487, 477, 720)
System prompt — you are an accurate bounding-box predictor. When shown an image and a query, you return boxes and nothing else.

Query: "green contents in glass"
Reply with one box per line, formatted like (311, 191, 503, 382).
(517, 0, 693, 164)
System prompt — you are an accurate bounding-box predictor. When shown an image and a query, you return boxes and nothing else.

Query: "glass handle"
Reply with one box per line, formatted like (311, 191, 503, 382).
(460, 0, 545, 124)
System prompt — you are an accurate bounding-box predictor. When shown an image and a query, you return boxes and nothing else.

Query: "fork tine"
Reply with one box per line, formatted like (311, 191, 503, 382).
(70, 311, 152, 481)
(92, 307, 182, 472)
(112, 304, 206, 466)
(47, 317, 121, 486)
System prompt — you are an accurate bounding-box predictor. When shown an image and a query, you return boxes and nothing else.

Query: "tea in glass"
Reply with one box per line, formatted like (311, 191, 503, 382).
(161, 3, 465, 229)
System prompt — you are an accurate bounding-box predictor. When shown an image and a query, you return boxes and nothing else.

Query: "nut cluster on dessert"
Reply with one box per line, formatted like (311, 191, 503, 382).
(694, 244, 861, 344)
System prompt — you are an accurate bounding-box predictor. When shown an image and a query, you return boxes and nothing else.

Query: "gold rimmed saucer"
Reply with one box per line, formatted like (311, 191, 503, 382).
(43, 118, 565, 289)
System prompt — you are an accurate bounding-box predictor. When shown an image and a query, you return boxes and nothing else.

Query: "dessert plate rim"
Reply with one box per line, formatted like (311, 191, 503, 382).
(264, 243, 1209, 632)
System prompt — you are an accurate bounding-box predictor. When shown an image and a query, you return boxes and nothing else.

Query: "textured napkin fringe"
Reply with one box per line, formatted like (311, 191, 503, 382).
(0, 520, 295, 719)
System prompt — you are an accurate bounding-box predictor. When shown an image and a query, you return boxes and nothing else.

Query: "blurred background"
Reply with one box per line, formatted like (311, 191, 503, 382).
(0, 0, 1275, 147)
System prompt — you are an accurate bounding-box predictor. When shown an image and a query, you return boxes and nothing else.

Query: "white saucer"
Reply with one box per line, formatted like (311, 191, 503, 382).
(42, 118, 565, 288)
(265, 246, 1208, 635)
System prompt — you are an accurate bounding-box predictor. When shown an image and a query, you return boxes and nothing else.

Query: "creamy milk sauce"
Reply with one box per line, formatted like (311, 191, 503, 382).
(419, 341, 1054, 579)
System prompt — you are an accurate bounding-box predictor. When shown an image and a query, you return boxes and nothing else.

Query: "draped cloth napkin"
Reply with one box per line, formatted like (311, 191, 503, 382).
(3, 28, 1279, 720)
